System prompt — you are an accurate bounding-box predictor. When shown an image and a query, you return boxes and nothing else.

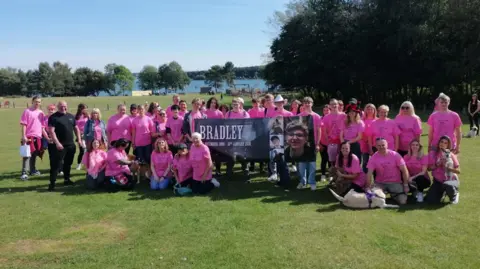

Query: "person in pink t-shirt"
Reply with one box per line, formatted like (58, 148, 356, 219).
(147, 102, 160, 119)
(152, 109, 167, 141)
(290, 99, 301, 115)
(268, 95, 293, 118)
(369, 105, 400, 152)
(247, 98, 265, 119)
(318, 104, 331, 181)
(105, 139, 137, 190)
(205, 97, 224, 119)
(426, 135, 460, 204)
(340, 104, 364, 161)
(403, 140, 431, 203)
(166, 94, 180, 118)
(366, 138, 410, 205)
(322, 98, 346, 168)
(225, 98, 250, 180)
(19, 96, 46, 180)
(165, 105, 185, 153)
(181, 98, 207, 143)
(178, 100, 188, 118)
(395, 101, 422, 157)
(131, 105, 155, 164)
(427, 93, 462, 154)
(82, 139, 107, 189)
(361, 103, 377, 173)
(172, 143, 193, 185)
(150, 138, 173, 190)
(107, 104, 133, 152)
(183, 133, 220, 194)
(335, 142, 366, 195)
(219, 104, 229, 117)
(75, 103, 89, 170)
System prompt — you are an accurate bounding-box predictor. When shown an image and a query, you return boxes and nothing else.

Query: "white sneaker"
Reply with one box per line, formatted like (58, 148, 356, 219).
(267, 174, 278, 182)
(58, 171, 64, 176)
(289, 166, 297, 173)
(20, 174, 28, 181)
(211, 178, 220, 188)
(320, 175, 327, 182)
(76, 164, 82, 171)
(416, 192, 424, 203)
(310, 184, 317, 191)
(297, 183, 305, 189)
(451, 193, 460, 204)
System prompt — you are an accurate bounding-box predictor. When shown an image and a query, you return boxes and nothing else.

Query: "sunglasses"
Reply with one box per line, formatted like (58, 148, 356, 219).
(401, 106, 410, 110)
(375, 137, 385, 141)
(160, 113, 166, 116)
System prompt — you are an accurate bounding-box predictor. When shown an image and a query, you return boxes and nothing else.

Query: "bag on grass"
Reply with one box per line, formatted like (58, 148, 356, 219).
(173, 183, 192, 196)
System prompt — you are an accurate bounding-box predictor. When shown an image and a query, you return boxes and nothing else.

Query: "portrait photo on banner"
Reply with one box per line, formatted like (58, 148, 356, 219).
(283, 115, 316, 162)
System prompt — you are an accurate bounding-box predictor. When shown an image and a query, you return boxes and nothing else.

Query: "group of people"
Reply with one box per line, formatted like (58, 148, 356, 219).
(18, 92, 464, 205)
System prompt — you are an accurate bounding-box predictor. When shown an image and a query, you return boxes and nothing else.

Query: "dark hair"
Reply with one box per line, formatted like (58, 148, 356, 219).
(219, 104, 229, 112)
(252, 98, 258, 104)
(148, 102, 158, 115)
(206, 97, 219, 109)
(31, 96, 40, 102)
(114, 138, 129, 148)
(75, 103, 87, 120)
(270, 136, 280, 142)
(179, 100, 186, 105)
(296, 104, 303, 114)
(337, 142, 353, 168)
(171, 104, 180, 111)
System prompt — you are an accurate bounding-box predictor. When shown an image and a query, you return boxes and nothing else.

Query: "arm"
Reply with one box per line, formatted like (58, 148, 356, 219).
(428, 126, 433, 148)
(162, 163, 171, 178)
(339, 172, 359, 180)
(366, 169, 374, 189)
(131, 127, 136, 148)
(394, 135, 399, 151)
(475, 101, 480, 114)
(410, 165, 428, 180)
(75, 126, 82, 145)
(340, 130, 345, 143)
(201, 157, 213, 181)
(351, 132, 362, 144)
(150, 162, 158, 180)
(21, 125, 27, 142)
(448, 166, 461, 175)
(400, 164, 410, 186)
(468, 102, 472, 115)
(316, 126, 322, 151)
(455, 126, 461, 153)
(49, 126, 63, 150)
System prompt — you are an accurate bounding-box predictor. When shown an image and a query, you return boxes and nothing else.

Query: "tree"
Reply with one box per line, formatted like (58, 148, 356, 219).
(0, 68, 21, 96)
(36, 62, 54, 96)
(113, 65, 135, 96)
(103, 63, 118, 95)
(138, 65, 158, 90)
(73, 67, 106, 96)
(52, 61, 74, 96)
(223, 61, 235, 88)
(157, 62, 190, 93)
(204, 65, 224, 91)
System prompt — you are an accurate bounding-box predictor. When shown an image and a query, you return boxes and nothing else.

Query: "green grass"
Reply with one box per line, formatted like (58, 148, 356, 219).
(0, 94, 479, 269)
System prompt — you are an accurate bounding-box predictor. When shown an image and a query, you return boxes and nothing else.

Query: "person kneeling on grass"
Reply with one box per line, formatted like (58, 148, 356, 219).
(179, 132, 220, 194)
(105, 138, 137, 190)
(172, 143, 193, 186)
(403, 139, 431, 203)
(150, 138, 173, 190)
(425, 135, 460, 204)
(366, 138, 410, 205)
(335, 142, 366, 196)
(82, 139, 107, 190)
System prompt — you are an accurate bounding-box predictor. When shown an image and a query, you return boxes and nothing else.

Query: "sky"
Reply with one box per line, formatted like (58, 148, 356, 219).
(0, 0, 289, 72)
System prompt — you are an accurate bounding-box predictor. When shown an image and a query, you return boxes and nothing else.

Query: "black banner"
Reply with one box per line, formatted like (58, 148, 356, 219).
(195, 115, 315, 162)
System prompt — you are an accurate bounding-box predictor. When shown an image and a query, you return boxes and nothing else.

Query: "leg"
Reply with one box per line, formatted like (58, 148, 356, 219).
(320, 145, 328, 176)
(49, 145, 65, 188)
(425, 180, 444, 203)
(307, 161, 316, 187)
(386, 183, 407, 205)
(276, 157, 291, 188)
(249, 161, 255, 172)
(191, 180, 214, 194)
(413, 175, 431, 192)
(77, 144, 85, 165)
(297, 162, 307, 186)
(443, 180, 459, 202)
(475, 114, 480, 135)
(350, 142, 362, 162)
(468, 114, 474, 130)
(29, 150, 39, 174)
(21, 157, 30, 177)
(63, 145, 76, 182)
(362, 153, 370, 174)
(150, 178, 159, 190)
(145, 144, 153, 164)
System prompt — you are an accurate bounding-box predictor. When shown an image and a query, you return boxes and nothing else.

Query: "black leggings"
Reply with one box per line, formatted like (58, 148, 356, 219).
(77, 144, 85, 164)
(181, 178, 214, 194)
(320, 144, 330, 175)
(469, 113, 479, 135)
(410, 175, 431, 192)
(341, 183, 364, 196)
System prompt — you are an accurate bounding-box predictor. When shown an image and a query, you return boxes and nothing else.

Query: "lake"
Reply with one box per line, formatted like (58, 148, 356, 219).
(99, 79, 267, 96)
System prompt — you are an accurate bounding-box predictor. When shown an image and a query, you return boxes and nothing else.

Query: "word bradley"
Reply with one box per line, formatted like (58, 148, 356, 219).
(198, 124, 248, 140)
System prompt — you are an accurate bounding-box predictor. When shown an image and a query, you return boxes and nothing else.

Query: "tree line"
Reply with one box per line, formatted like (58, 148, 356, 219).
(263, 0, 480, 109)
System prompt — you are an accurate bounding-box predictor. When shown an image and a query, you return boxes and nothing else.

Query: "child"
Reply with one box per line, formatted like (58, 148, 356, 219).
(172, 143, 193, 186)
(82, 139, 107, 189)
(150, 138, 173, 190)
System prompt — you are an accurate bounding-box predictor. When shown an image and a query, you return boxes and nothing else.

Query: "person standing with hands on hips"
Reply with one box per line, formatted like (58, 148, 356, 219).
(48, 101, 82, 191)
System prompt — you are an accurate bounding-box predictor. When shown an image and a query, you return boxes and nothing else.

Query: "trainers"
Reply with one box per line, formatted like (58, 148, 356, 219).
(20, 173, 29, 181)
(211, 178, 220, 188)
(268, 174, 278, 182)
(297, 183, 306, 189)
(289, 166, 297, 173)
(416, 192, 424, 203)
(451, 193, 460, 204)
(30, 170, 41, 176)
(310, 184, 317, 191)
(320, 175, 327, 182)
(64, 180, 75, 186)
(76, 164, 82, 171)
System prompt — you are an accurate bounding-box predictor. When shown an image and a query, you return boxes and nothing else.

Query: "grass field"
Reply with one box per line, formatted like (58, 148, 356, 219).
(0, 94, 479, 269)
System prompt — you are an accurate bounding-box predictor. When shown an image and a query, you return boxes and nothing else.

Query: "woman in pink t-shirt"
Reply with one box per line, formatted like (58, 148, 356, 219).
(290, 99, 301, 115)
(152, 109, 167, 141)
(403, 140, 431, 203)
(105, 138, 136, 190)
(427, 93, 462, 153)
(369, 105, 400, 152)
(82, 139, 107, 189)
(166, 94, 180, 118)
(247, 98, 265, 119)
(131, 105, 155, 164)
(75, 103, 89, 170)
(426, 135, 460, 204)
(178, 100, 188, 118)
(205, 97, 224, 119)
(107, 104, 133, 153)
(319, 104, 331, 181)
(322, 99, 346, 167)
(172, 143, 193, 185)
(335, 142, 366, 195)
(150, 138, 173, 190)
(395, 101, 422, 157)
(219, 104, 229, 117)
(187, 132, 220, 194)
(340, 104, 364, 161)
(147, 102, 160, 119)
(361, 104, 377, 173)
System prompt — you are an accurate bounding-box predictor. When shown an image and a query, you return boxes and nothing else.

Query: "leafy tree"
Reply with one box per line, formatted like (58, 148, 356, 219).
(204, 65, 224, 91)
(138, 65, 158, 90)
(157, 62, 190, 93)
(0, 68, 21, 96)
(223, 61, 235, 88)
(36, 62, 54, 96)
(103, 63, 118, 95)
(73, 67, 106, 96)
(52, 61, 74, 96)
(113, 65, 135, 96)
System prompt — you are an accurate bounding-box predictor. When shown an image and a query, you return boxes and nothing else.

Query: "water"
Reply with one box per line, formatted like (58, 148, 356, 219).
(98, 79, 267, 96)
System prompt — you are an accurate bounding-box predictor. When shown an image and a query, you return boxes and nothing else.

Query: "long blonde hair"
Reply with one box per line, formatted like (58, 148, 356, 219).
(154, 138, 169, 153)
(397, 101, 419, 118)
(407, 139, 424, 160)
(362, 103, 377, 120)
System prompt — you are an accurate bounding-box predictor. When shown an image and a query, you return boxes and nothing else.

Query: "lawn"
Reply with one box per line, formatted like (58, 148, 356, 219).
(0, 94, 478, 269)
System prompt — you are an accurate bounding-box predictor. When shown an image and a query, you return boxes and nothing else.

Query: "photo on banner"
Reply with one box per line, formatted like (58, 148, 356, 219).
(283, 115, 316, 162)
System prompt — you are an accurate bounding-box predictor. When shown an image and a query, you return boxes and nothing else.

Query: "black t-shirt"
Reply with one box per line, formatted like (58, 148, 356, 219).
(48, 112, 76, 146)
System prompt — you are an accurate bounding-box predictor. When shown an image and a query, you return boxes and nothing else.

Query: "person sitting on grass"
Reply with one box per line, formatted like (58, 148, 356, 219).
(366, 138, 410, 205)
(335, 142, 366, 196)
(403, 139, 431, 203)
(172, 143, 193, 187)
(426, 135, 460, 204)
(105, 138, 137, 190)
(150, 138, 173, 190)
(82, 139, 107, 190)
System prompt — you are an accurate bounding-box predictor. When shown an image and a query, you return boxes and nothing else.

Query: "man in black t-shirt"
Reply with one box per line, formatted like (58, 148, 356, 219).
(47, 101, 81, 191)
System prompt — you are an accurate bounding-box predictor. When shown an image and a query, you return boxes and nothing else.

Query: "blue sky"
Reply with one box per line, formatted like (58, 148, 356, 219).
(0, 0, 289, 72)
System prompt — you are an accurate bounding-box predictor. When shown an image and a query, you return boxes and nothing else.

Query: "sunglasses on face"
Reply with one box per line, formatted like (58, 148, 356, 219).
(375, 137, 385, 141)
(401, 106, 410, 110)
(160, 113, 166, 116)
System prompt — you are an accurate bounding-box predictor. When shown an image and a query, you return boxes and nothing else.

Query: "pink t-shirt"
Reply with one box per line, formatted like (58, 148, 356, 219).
(403, 154, 429, 178)
(272, 109, 293, 118)
(367, 150, 405, 183)
(205, 109, 224, 119)
(322, 113, 347, 144)
(341, 120, 365, 141)
(428, 151, 459, 183)
(179, 110, 186, 118)
(132, 116, 154, 147)
(427, 111, 462, 149)
(360, 118, 376, 153)
(20, 108, 45, 138)
(299, 111, 322, 143)
(166, 104, 179, 118)
(395, 115, 422, 151)
(189, 143, 212, 181)
(154, 119, 167, 138)
(82, 150, 107, 175)
(93, 120, 103, 141)
(226, 110, 250, 119)
(371, 119, 401, 150)
(173, 156, 193, 183)
(165, 116, 184, 144)
(337, 154, 365, 187)
(105, 148, 131, 176)
(151, 151, 173, 177)
(107, 114, 132, 141)
(248, 107, 265, 118)
(76, 115, 88, 133)
(187, 111, 205, 134)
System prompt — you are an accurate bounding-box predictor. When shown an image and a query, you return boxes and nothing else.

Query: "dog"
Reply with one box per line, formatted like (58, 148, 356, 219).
(443, 150, 459, 182)
(328, 167, 351, 195)
(329, 188, 399, 209)
(462, 126, 477, 138)
(129, 155, 150, 183)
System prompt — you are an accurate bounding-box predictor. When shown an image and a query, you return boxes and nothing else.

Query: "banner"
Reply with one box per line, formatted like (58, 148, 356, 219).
(195, 115, 316, 162)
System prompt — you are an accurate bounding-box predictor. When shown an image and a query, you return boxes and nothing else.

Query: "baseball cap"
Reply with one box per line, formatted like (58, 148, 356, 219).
(130, 104, 137, 110)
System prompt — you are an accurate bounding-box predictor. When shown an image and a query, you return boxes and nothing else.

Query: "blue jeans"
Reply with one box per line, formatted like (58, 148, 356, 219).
(150, 177, 172, 190)
(362, 153, 370, 174)
(297, 161, 316, 185)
